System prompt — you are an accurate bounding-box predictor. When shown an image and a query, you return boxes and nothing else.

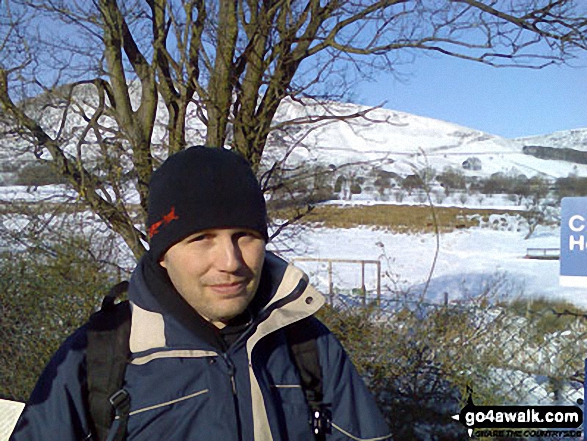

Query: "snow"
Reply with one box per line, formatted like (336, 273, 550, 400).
(263, 100, 587, 180)
(1, 182, 576, 308)
(272, 222, 581, 308)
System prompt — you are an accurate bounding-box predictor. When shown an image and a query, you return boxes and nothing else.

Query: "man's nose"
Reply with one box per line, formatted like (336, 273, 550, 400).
(216, 237, 243, 272)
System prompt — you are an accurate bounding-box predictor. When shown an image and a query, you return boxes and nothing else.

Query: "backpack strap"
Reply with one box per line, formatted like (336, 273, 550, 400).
(285, 318, 331, 441)
(86, 283, 328, 440)
(87, 281, 131, 441)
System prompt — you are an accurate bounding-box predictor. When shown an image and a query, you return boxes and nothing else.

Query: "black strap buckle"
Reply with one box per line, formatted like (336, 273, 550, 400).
(108, 389, 130, 419)
(311, 403, 332, 438)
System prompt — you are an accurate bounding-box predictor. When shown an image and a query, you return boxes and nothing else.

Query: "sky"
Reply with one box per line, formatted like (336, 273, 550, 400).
(354, 52, 587, 140)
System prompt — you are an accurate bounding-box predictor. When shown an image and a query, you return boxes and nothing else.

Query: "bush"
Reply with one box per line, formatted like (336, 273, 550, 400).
(438, 167, 466, 196)
(555, 175, 587, 200)
(401, 174, 424, 194)
(0, 239, 115, 401)
(317, 282, 587, 440)
(317, 303, 491, 440)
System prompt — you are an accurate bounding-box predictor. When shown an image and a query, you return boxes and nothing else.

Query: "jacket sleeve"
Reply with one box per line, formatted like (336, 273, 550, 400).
(317, 324, 392, 441)
(9, 326, 92, 441)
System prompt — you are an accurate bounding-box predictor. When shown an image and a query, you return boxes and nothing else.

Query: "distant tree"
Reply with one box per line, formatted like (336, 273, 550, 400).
(1, 0, 586, 257)
(401, 174, 423, 195)
(555, 175, 587, 200)
(374, 175, 392, 190)
(527, 176, 551, 205)
(265, 162, 334, 210)
(482, 171, 526, 196)
(512, 175, 530, 205)
(418, 165, 437, 187)
(523, 176, 553, 239)
(437, 166, 466, 196)
(375, 175, 392, 200)
(312, 164, 335, 202)
(350, 181, 362, 196)
(334, 175, 347, 195)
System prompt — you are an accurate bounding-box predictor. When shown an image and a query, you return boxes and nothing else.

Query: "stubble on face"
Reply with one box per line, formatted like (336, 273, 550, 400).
(160, 228, 266, 328)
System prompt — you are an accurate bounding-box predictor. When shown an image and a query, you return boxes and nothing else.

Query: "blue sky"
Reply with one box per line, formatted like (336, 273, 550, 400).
(354, 53, 587, 139)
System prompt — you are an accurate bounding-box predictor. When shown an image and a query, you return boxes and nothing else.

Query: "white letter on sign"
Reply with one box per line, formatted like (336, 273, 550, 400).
(569, 215, 585, 232)
(569, 235, 585, 251)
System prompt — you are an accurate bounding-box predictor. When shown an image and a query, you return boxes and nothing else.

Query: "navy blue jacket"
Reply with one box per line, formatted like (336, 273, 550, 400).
(10, 253, 391, 440)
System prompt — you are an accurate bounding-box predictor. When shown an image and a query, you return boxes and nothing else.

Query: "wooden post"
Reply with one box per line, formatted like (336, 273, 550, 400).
(289, 257, 382, 306)
(361, 260, 366, 306)
(328, 260, 333, 303)
(376, 261, 381, 306)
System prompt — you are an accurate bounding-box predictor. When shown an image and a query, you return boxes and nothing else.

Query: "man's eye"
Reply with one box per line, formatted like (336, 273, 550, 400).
(236, 231, 259, 240)
(189, 234, 209, 242)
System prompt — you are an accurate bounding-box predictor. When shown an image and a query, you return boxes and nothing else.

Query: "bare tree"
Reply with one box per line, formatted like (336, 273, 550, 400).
(0, 0, 585, 258)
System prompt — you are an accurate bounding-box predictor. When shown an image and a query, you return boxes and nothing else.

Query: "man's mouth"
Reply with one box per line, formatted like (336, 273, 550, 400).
(208, 281, 248, 296)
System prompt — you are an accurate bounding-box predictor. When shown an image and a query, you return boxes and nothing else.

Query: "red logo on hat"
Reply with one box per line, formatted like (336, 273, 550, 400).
(149, 206, 180, 238)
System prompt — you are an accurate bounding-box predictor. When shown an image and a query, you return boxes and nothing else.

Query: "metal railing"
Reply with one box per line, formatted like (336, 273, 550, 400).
(291, 257, 381, 305)
(525, 247, 560, 260)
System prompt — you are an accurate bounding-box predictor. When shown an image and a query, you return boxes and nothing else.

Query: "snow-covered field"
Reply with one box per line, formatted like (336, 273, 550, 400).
(276, 220, 580, 308)
(0, 183, 579, 310)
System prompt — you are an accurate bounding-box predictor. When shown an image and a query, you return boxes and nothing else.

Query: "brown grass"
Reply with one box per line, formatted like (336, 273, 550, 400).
(271, 204, 523, 234)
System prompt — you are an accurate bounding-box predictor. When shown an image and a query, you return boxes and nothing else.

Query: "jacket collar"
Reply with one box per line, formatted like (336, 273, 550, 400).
(126, 251, 325, 354)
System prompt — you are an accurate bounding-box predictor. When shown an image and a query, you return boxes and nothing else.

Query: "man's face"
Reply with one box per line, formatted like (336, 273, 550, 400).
(160, 228, 266, 328)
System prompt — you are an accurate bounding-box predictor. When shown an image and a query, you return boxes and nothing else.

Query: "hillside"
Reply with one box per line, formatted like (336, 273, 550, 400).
(260, 99, 587, 181)
(1, 93, 587, 188)
(516, 128, 587, 151)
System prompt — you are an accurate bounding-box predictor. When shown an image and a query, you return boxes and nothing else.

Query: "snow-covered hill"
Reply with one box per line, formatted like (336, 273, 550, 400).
(1, 93, 587, 184)
(516, 128, 587, 152)
(264, 100, 587, 180)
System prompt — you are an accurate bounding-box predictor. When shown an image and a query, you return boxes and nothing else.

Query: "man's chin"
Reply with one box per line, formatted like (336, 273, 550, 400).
(206, 300, 253, 326)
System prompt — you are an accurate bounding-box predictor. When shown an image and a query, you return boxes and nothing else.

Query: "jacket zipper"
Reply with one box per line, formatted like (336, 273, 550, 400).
(223, 353, 237, 395)
(222, 353, 242, 439)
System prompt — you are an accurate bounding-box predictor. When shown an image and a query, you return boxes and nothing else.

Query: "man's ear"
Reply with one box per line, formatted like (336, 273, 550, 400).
(159, 256, 167, 269)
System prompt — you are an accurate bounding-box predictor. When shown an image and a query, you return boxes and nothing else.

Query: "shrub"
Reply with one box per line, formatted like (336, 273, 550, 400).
(438, 167, 466, 196)
(317, 282, 587, 440)
(334, 175, 346, 193)
(555, 175, 587, 200)
(0, 239, 115, 401)
(318, 302, 492, 440)
(401, 174, 423, 194)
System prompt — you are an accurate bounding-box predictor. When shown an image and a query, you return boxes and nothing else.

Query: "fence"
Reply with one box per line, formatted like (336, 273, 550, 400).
(290, 257, 381, 305)
(286, 258, 587, 437)
(321, 295, 587, 439)
(526, 247, 560, 260)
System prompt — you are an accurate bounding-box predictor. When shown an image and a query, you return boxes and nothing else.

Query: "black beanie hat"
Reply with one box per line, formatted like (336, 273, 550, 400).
(147, 146, 268, 261)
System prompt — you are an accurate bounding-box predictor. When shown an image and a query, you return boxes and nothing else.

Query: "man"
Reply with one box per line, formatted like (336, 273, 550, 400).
(10, 146, 391, 440)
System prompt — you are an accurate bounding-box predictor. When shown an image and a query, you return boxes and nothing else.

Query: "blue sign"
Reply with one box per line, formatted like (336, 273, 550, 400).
(560, 197, 587, 287)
